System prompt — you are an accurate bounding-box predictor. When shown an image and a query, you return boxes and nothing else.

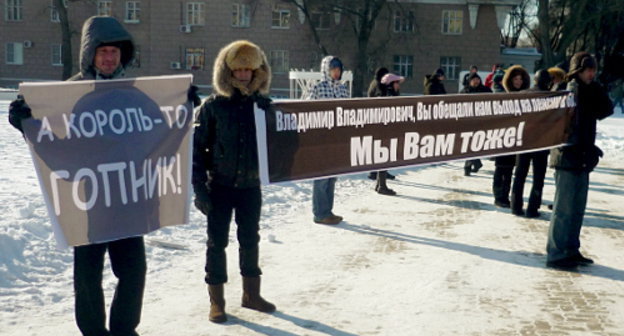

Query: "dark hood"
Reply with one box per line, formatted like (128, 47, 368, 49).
(79, 16, 135, 77)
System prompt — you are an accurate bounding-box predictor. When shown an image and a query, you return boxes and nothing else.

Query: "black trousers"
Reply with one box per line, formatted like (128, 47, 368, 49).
(511, 151, 548, 212)
(74, 237, 146, 336)
(205, 185, 262, 285)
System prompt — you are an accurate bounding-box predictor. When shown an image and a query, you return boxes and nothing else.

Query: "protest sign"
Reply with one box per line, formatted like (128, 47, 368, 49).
(19, 74, 193, 247)
(255, 91, 575, 184)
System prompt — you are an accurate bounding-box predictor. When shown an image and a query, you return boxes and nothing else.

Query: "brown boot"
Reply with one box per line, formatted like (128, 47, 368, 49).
(241, 277, 276, 313)
(208, 284, 227, 323)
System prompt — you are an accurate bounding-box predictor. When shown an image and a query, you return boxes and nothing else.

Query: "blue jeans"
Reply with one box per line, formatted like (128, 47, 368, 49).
(546, 169, 589, 262)
(313, 178, 336, 219)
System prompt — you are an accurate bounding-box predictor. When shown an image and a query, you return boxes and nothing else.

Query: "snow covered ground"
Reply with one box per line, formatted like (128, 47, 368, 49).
(1, 100, 623, 336)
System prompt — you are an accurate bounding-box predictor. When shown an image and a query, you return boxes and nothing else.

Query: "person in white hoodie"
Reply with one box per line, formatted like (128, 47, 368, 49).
(306, 56, 350, 224)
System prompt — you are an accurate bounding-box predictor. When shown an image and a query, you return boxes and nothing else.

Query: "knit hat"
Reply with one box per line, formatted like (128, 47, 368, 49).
(381, 73, 405, 85)
(434, 68, 445, 78)
(567, 52, 596, 79)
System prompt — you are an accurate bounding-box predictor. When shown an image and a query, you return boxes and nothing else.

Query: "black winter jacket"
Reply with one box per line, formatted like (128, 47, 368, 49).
(549, 79, 613, 171)
(423, 75, 447, 95)
(192, 91, 271, 193)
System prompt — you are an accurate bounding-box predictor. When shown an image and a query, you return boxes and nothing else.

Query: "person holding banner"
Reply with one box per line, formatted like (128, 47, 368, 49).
(192, 40, 276, 323)
(546, 52, 614, 269)
(460, 73, 490, 176)
(510, 70, 552, 218)
(8, 16, 155, 336)
(366, 67, 395, 181)
(493, 65, 530, 208)
(305, 55, 350, 225)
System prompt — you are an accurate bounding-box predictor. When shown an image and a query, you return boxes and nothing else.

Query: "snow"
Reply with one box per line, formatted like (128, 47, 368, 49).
(1, 100, 623, 335)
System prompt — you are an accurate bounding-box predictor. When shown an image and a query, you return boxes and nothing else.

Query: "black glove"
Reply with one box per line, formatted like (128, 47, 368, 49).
(188, 85, 202, 107)
(8, 95, 32, 133)
(193, 187, 211, 216)
(254, 94, 272, 110)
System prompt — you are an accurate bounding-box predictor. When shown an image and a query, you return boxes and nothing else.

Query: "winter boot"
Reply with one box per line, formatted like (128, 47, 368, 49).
(208, 284, 227, 323)
(241, 276, 276, 313)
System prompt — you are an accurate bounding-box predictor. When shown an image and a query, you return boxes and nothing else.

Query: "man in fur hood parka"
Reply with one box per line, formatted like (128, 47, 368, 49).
(192, 40, 276, 323)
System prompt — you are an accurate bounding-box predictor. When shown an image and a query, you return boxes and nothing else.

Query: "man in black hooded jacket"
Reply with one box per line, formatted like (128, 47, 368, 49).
(7, 16, 194, 336)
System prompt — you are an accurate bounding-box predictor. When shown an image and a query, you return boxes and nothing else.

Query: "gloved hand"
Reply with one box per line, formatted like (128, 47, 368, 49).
(193, 188, 211, 216)
(254, 94, 272, 111)
(188, 85, 202, 107)
(8, 95, 32, 133)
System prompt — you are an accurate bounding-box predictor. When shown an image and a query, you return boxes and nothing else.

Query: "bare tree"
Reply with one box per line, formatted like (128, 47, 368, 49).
(282, 0, 396, 96)
(53, 0, 75, 80)
(501, 0, 534, 48)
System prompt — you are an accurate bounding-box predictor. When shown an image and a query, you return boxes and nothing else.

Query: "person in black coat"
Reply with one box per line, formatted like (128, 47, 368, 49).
(510, 70, 552, 217)
(460, 73, 490, 175)
(546, 52, 613, 269)
(367, 67, 396, 181)
(493, 65, 530, 208)
(424, 68, 447, 95)
(193, 40, 276, 323)
(9, 16, 149, 336)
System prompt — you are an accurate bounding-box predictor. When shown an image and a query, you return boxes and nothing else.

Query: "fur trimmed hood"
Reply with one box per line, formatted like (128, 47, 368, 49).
(502, 65, 530, 92)
(212, 40, 271, 97)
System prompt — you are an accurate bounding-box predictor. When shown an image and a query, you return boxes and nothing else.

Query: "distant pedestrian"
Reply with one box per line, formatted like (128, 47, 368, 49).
(491, 69, 506, 93)
(494, 65, 530, 208)
(510, 69, 552, 218)
(367, 67, 389, 98)
(367, 67, 396, 181)
(460, 73, 490, 176)
(424, 68, 447, 95)
(484, 64, 502, 88)
(370, 72, 405, 196)
(547, 67, 567, 91)
(306, 56, 350, 225)
(546, 52, 613, 269)
(462, 65, 478, 88)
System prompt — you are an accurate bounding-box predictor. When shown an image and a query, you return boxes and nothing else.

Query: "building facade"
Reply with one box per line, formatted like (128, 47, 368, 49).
(0, 0, 521, 94)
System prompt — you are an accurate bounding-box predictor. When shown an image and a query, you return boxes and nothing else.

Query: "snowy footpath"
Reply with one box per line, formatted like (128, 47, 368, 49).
(1, 101, 623, 336)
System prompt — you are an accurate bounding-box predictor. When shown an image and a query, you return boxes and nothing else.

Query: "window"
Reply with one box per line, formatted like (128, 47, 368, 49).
(270, 50, 289, 74)
(232, 3, 250, 27)
(394, 10, 414, 32)
(442, 10, 463, 35)
(6, 42, 24, 65)
(97, 0, 112, 16)
(51, 0, 67, 22)
(440, 56, 461, 80)
(186, 2, 205, 26)
(271, 8, 290, 29)
(5, 0, 23, 21)
(311, 11, 330, 30)
(51, 44, 62, 66)
(185, 47, 204, 70)
(393, 55, 413, 78)
(125, 1, 140, 23)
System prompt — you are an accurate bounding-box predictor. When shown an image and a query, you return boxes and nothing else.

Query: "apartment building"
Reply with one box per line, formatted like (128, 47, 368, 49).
(0, 0, 522, 94)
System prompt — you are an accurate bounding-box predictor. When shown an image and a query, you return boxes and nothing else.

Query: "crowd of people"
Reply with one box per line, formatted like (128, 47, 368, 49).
(6, 15, 616, 335)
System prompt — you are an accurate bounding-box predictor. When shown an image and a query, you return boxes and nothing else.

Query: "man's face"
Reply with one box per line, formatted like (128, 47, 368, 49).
(94, 46, 121, 76)
(233, 69, 253, 86)
(578, 68, 596, 84)
(330, 67, 342, 80)
(469, 77, 480, 87)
